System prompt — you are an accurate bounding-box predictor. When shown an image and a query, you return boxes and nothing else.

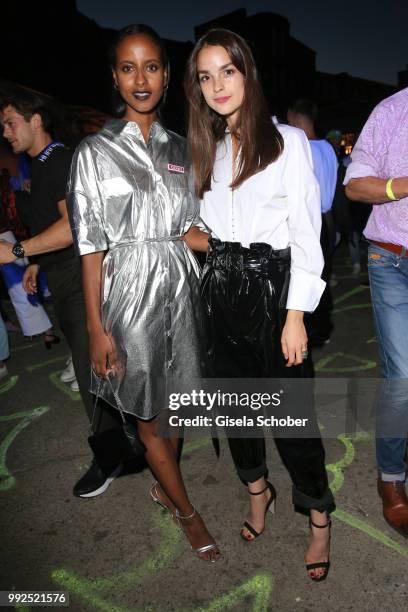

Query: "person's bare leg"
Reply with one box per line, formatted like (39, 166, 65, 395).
(151, 434, 180, 514)
(304, 509, 331, 579)
(138, 419, 220, 562)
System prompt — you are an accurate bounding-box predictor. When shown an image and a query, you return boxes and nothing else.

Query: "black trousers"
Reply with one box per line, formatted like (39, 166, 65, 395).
(46, 257, 136, 469)
(201, 239, 335, 514)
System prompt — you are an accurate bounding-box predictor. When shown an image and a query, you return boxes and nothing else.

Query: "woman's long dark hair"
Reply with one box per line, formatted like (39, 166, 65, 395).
(184, 28, 284, 198)
(108, 24, 169, 118)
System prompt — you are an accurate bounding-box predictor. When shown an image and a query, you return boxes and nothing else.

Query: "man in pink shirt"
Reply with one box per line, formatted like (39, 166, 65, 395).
(345, 87, 408, 537)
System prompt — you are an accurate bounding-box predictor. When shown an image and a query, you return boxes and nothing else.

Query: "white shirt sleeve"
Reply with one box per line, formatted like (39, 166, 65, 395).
(282, 129, 326, 312)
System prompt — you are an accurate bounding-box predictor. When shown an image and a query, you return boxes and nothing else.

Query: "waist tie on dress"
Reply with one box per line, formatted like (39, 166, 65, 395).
(109, 236, 183, 249)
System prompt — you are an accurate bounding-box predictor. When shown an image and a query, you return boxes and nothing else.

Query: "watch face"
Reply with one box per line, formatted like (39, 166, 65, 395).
(12, 242, 25, 258)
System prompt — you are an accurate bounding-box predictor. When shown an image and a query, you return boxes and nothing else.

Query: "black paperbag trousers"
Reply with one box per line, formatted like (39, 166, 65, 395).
(201, 239, 334, 514)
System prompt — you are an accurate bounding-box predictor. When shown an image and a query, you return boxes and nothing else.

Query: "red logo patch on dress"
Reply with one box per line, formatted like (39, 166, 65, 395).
(167, 163, 185, 174)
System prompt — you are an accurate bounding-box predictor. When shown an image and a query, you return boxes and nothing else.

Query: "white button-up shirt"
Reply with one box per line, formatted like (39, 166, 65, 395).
(200, 124, 325, 312)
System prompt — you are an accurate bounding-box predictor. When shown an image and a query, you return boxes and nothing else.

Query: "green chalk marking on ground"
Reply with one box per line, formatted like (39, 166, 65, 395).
(10, 340, 41, 353)
(53, 513, 181, 592)
(53, 514, 274, 612)
(326, 434, 355, 493)
(26, 355, 69, 372)
(315, 352, 377, 373)
(332, 303, 371, 314)
(0, 375, 18, 394)
(92, 513, 181, 589)
(327, 432, 372, 494)
(333, 285, 369, 306)
(51, 568, 130, 612)
(196, 574, 273, 612)
(334, 508, 408, 558)
(0, 406, 49, 491)
(328, 433, 407, 558)
(49, 371, 80, 400)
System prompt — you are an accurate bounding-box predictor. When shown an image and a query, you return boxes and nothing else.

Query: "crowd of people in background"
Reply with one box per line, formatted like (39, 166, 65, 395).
(1, 22, 407, 581)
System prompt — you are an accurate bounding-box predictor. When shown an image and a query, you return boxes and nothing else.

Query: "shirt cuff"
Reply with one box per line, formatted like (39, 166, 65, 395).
(344, 161, 378, 185)
(286, 270, 326, 313)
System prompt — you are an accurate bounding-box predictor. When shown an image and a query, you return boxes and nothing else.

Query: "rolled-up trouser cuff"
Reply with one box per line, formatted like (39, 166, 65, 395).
(380, 472, 406, 482)
(237, 461, 267, 484)
(292, 485, 335, 515)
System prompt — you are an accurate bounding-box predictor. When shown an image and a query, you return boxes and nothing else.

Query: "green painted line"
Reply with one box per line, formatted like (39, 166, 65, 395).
(52, 515, 274, 612)
(53, 513, 181, 593)
(0, 406, 50, 491)
(49, 371, 81, 401)
(196, 574, 273, 612)
(52, 569, 130, 612)
(333, 285, 369, 305)
(0, 375, 18, 395)
(0, 408, 53, 422)
(327, 433, 372, 494)
(332, 303, 371, 314)
(334, 508, 408, 558)
(26, 355, 69, 372)
(327, 433, 408, 560)
(326, 434, 355, 493)
(315, 352, 377, 373)
(10, 341, 41, 353)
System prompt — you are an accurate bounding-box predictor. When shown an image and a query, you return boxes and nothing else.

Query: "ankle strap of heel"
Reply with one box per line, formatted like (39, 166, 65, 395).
(176, 506, 196, 520)
(309, 517, 331, 529)
(248, 485, 269, 496)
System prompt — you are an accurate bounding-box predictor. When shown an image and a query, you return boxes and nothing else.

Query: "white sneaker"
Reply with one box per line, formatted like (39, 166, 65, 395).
(70, 379, 79, 392)
(0, 363, 8, 381)
(60, 357, 76, 383)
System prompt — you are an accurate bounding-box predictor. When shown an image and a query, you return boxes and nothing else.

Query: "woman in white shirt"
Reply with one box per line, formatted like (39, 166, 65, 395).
(184, 28, 334, 581)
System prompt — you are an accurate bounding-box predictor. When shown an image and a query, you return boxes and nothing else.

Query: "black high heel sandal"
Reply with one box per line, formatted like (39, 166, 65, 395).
(305, 517, 331, 582)
(240, 481, 277, 542)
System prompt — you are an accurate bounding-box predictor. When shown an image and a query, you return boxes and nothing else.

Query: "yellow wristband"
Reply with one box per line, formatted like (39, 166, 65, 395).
(386, 178, 397, 201)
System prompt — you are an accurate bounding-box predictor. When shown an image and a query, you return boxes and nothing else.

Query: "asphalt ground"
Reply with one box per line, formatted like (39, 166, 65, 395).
(1, 245, 407, 612)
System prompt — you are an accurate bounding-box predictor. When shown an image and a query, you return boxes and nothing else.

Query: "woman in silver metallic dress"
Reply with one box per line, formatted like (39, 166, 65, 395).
(67, 25, 220, 562)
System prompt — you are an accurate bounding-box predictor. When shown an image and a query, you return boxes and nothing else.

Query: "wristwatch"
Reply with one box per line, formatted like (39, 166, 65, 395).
(12, 242, 25, 259)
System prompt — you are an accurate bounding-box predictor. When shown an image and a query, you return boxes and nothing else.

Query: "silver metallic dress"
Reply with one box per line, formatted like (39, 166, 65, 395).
(67, 119, 203, 419)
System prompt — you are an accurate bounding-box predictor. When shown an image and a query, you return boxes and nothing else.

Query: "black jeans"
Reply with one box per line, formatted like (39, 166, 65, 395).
(201, 239, 335, 514)
(46, 256, 136, 470)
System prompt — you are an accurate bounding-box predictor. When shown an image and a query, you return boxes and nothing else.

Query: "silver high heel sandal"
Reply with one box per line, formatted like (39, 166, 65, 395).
(149, 481, 172, 514)
(175, 506, 221, 563)
(149, 480, 178, 524)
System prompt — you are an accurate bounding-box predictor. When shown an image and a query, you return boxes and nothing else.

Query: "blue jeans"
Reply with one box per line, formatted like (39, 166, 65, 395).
(368, 244, 408, 480)
(0, 314, 9, 361)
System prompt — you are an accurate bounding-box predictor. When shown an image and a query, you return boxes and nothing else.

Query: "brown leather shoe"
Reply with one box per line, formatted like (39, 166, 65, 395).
(377, 479, 408, 538)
